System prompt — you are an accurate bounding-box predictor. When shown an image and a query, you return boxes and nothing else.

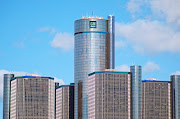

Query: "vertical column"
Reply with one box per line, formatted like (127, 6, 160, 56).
(171, 75, 180, 119)
(3, 74, 14, 119)
(108, 15, 115, 69)
(130, 65, 142, 119)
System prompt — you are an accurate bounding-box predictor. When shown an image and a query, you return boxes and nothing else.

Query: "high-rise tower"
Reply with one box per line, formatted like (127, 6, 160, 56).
(3, 74, 14, 119)
(74, 15, 115, 119)
(130, 65, 142, 119)
(171, 75, 180, 119)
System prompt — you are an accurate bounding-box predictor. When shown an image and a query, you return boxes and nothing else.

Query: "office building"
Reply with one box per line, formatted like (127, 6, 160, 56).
(88, 70, 132, 119)
(74, 15, 115, 119)
(171, 75, 180, 119)
(3, 74, 14, 119)
(130, 65, 142, 119)
(10, 76, 55, 119)
(56, 83, 74, 119)
(142, 79, 171, 119)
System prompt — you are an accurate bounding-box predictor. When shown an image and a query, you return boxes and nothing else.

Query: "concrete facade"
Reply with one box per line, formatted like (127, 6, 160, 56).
(56, 84, 74, 119)
(88, 71, 132, 119)
(10, 76, 55, 119)
(142, 80, 171, 119)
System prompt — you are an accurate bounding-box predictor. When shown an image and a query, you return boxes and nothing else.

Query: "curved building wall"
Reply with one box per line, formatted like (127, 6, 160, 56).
(3, 74, 14, 119)
(130, 65, 142, 119)
(171, 75, 180, 119)
(74, 18, 110, 119)
(108, 15, 115, 69)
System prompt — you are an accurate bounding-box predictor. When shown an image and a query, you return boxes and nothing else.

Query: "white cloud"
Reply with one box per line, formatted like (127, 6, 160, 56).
(127, 0, 180, 25)
(116, 64, 130, 72)
(172, 71, 180, 75)
(51, 32, 74, 51)
(150, 0, 180, 24)
(127, 0, 146, 14)
(38, 27, 73, 51)
(0, 69, 64, 99)
(143, 61, 160, 73)
(38, 27, 57, 34)
(116, 20, 180, 54)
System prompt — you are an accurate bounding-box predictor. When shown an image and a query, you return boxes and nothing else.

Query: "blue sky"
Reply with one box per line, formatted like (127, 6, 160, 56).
(0, 0, 180, 118)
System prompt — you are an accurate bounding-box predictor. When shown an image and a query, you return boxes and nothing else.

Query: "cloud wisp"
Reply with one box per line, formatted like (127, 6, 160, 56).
(51, 32, 74, 51)
(38, 27, 57, 34)
(143, 61, 160, 74)
(116, 64, 130, 72)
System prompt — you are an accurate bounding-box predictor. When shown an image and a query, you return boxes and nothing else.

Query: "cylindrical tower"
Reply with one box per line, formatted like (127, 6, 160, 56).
(108, 15, 115, 69)
(130, 65, 142, 119)
(74, 16, 114, 119)
(3, 74, 14, 119)
(171, 75, 180, 119)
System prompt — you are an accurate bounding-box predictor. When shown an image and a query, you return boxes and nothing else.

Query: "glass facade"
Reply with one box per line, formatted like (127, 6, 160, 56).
(3, 74, 14, 119)
(130, 65, 142, 119)
(171, 75, 180, 119)
(74, 16, 115, 119)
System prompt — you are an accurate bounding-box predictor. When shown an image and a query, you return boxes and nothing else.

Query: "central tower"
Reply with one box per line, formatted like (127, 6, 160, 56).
(74, 15, 115, 119)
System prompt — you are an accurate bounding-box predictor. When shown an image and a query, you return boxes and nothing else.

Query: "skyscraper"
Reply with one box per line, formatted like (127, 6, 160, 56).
(3, 74, 14, 119)
(10, 76, 55, 119)
(56, 83, 74, 119)
(142, 79, 171, 119)
(88, 70, 132, 119)
(171, 75, 180, 119)
(130, 65, 142, 119)
(74, 15, 115, 119)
